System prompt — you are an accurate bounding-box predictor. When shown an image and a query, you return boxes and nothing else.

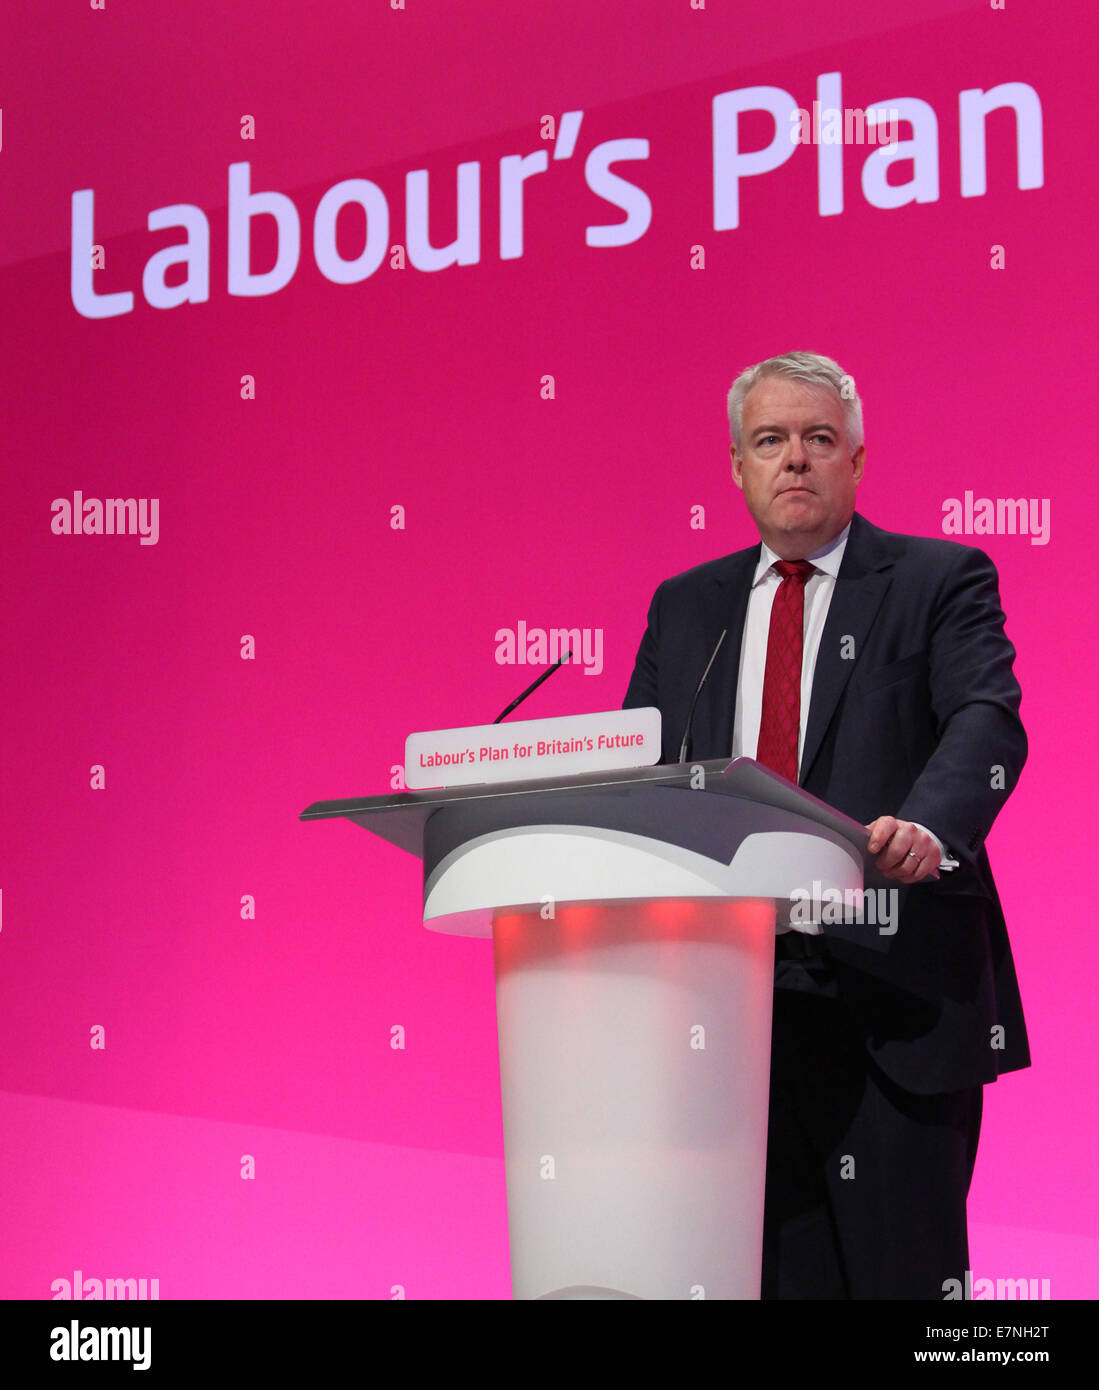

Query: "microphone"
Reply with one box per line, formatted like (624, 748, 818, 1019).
(492, 650, 574, 724)
(678, 630, 727, 764)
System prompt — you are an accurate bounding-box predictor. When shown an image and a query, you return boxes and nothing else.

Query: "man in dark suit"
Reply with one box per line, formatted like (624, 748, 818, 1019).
(622, 351, 1029, 1299)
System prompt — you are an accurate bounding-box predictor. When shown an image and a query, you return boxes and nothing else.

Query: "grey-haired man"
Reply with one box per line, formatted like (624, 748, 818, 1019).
(624, 351, 1029, 1299)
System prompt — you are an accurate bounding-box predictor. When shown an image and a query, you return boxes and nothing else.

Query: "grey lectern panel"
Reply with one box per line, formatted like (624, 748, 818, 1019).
(421, 783, 854, 875)
(300, 757, 872, 861)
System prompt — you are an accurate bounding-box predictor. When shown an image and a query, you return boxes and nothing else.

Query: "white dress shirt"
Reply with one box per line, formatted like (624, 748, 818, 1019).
(731, 521, 956, 871)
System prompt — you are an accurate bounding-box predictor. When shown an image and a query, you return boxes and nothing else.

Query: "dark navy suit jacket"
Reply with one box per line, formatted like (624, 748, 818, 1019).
(623, 511, 1030, 1094)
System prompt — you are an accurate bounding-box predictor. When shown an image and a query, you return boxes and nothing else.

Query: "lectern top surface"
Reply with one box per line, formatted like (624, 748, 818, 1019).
(299, 757, 872, 862)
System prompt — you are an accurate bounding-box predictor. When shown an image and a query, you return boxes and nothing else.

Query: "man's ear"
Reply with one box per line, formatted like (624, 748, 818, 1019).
(730, 444, 745, 492)
(851, 443, 866, 485)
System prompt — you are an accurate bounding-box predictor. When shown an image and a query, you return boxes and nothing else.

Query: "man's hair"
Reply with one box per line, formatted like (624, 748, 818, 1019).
(727, 351, 863, 455)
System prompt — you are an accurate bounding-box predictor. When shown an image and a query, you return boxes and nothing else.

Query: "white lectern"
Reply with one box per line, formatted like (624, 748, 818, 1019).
(301, 754, 875, 1300)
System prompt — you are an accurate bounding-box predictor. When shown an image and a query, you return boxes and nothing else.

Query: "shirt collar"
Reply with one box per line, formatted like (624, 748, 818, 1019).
(751, 519, 852, 587)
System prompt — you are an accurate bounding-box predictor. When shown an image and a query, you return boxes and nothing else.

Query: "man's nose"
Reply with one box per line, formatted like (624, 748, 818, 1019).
(786, 434, 809, 466)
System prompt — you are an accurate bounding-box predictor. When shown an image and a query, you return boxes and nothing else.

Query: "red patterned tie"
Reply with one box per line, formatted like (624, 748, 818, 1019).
(755, 559, 815, 782)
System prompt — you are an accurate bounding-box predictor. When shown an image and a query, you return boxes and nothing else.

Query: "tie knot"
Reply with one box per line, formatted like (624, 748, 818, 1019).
(774, 559, 815, 584)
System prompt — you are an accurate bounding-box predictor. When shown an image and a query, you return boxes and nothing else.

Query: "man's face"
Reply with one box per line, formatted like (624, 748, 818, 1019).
(731, 375, 865, 557)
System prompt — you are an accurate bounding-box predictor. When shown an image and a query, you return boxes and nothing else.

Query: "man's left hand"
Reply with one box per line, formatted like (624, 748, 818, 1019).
(864, 816, 940, 883)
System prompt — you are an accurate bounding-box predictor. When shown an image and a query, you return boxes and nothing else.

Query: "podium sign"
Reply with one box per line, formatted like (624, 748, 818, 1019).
(405, 707, 661, 789)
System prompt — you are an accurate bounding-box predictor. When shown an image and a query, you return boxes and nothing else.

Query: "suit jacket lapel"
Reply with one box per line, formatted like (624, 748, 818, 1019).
(683, 513, 896, 769)
(799, 512, 895, 785)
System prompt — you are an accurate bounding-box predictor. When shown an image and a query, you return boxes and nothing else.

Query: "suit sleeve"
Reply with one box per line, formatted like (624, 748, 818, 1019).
(622, 582, 663, 713)
(896, 545, 1027, 872)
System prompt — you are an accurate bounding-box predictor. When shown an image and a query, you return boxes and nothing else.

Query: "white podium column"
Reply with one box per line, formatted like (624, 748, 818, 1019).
(492, 898, 776, 1301)
(303, 754, 872, 1300)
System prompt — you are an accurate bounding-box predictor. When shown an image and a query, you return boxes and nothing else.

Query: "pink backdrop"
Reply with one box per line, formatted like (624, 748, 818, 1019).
(1, 0, 1094, 1299)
